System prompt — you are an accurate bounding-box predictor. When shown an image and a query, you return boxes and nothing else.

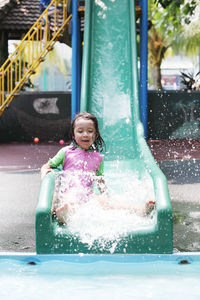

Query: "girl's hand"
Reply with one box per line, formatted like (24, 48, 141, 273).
(96, 176, 108, 195)
(40, 163, 52, 179)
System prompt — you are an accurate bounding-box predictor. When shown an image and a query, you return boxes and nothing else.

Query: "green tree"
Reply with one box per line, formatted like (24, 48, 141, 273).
(148, 0, 199, 89)
(174, 20, 200, 56)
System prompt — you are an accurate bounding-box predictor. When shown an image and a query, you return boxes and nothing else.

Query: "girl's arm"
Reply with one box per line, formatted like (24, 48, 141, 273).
(96, 159, 108, 195)
(40, 148, 66, 179)
(96, 176, 108, 195)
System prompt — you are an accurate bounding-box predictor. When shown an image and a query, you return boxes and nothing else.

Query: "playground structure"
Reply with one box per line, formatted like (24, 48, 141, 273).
(1, 3, 200, 298)
(0, 0, 147, 132)
(0, 0, 70, 117)
(0, 0, 173, 254)
(36, 0, 173, 254)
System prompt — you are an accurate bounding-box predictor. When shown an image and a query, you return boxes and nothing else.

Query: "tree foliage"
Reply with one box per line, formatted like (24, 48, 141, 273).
(155, 0, 197, 23)
(148, 0, 199, 89)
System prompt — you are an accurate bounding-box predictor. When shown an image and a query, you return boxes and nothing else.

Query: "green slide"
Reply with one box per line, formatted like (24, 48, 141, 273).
(36, 0, 173, 254)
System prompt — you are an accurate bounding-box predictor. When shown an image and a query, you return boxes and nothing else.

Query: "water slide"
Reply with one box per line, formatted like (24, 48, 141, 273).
(36, 0, 173, 254)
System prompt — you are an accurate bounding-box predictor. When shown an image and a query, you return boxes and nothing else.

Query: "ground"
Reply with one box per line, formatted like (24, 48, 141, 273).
(0, 140, 200, 252)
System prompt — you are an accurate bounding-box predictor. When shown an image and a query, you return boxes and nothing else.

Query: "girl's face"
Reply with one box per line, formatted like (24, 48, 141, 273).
(73, 117, 96, 150)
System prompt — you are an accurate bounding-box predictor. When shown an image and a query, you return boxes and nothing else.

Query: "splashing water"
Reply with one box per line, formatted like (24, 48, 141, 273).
(54, 170, 156, 253)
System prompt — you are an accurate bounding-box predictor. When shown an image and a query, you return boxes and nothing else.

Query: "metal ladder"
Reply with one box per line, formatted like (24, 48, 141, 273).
(0, 0, 72, 117)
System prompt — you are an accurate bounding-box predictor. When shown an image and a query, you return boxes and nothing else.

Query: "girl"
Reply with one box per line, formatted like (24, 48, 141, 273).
(41, 112, 155, 224)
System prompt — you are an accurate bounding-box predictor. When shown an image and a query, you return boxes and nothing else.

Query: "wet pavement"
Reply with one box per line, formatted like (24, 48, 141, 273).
(149, 140, 200, 252)
(0, 140, 200, 253)
(0, 142, 62, 253)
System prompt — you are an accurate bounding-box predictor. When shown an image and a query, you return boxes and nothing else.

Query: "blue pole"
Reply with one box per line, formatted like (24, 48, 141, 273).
(72, 0, 81, 120)
(139, 0, 148, 139)
(77, 18, 81, 112)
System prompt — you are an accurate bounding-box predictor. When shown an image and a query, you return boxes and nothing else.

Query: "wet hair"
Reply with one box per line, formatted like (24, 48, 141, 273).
(70, 112, 105, 152)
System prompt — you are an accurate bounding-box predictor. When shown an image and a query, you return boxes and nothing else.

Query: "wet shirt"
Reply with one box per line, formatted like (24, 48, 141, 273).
(49, 145, 104, 199)
(48, 145, 104, 176)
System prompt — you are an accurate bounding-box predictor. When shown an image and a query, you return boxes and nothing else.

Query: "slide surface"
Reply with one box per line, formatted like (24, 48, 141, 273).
(36, 0, 173, 254)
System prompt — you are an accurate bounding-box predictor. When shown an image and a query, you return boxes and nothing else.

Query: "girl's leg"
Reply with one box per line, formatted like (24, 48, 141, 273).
(51, 190, 58, 214)
(55, 192, 76, 224)
(56, 203, 73, 224)
(129, 200, 156, 216)
(144, 200, 156, 216)
(96, 194, 155, 216)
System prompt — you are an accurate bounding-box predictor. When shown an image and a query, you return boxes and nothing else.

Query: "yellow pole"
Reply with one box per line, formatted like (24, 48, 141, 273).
(2, 69, 4, 103)
(15, 58, 17, 87)
(11, 61, 13, 92)
(7, 69, 9, 94)
(36, 24, 39, 58)
(0, 74, 2, 105)
(19, 49, 21, 82)
(28, 33, 30, 68)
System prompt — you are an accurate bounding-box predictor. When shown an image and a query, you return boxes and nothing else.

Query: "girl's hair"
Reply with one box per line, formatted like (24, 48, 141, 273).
(70, 112, 105, 152)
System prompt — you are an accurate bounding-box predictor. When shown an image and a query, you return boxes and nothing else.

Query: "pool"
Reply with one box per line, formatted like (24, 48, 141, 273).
(1, 253, 200, 299)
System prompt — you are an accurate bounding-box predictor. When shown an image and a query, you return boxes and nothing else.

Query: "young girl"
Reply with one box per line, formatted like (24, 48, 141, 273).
(41, 112, 155, 224)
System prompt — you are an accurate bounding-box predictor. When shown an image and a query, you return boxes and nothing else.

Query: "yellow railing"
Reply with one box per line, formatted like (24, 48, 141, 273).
(0, 0, 72, 116)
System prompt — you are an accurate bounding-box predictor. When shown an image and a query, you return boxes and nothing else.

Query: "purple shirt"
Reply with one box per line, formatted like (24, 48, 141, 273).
(49, 145, 104, 197)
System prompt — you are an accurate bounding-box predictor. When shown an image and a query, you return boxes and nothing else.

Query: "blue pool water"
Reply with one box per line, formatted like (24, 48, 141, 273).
(1, 254, 200, 300)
